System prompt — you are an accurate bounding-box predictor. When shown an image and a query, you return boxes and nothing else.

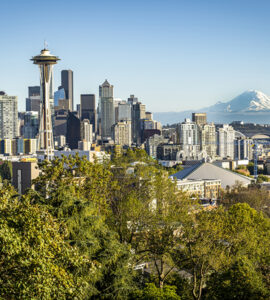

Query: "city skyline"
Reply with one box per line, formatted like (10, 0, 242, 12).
(2, 0, 270, 113)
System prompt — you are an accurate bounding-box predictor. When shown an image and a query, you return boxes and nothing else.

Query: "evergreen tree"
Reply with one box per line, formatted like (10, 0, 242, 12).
(0, 183, 89, 299)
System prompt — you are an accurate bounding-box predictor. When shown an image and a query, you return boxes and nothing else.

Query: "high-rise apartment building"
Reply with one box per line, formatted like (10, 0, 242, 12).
(112, 121, 132, 146)
(178, 118, 200, 146)
(218, 124, 235, 159)
(201, 123, 217, 158)
(99, 80, 115, 139)
(192, 113, 207, 126)
(80, 119, 93, 144)
(80, 94, 97, 132)
(61, 70, 73, 111)
(177, 118, 200, 159)
(0, 93, 18, 139)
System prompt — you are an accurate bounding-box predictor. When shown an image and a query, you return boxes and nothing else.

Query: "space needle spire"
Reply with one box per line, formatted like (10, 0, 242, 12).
(31, 46, 60, 160)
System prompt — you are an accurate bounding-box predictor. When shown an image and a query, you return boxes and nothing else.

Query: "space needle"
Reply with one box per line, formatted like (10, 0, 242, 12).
(31, 46, 60, 160)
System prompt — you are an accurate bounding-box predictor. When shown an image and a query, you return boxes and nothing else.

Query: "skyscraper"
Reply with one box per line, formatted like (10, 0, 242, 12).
(54, 87, 66, 107)
(23, 111, 39, 139)
(66, 111, 80, 149)
(117, 102, 131, 122)
(99, 79, 113, 98)
(28, 86, 40, 97)
(0, 93, 18, 139)
(26, 86, 41, 113)
(80, 94, 97, 132)
(131, 101, 146, 145)
(31, 47, 60, 159)
(99, 80, 115, 139)
(61, 70, 73, 111)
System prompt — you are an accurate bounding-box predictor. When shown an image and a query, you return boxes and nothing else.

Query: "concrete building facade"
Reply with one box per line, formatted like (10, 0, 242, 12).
(218, 124, 235, 159)
(0, 94, 18, 139)
(112, 121, 132, 146)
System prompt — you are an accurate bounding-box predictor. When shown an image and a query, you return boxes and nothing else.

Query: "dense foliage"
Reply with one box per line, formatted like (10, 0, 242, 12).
(0, 149, 269, 299)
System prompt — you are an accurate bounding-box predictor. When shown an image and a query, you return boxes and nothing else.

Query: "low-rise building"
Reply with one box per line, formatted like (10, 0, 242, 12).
(12, 161, 39, 194)
(172, 162, 252, 189)
(175, 179, 221, 199)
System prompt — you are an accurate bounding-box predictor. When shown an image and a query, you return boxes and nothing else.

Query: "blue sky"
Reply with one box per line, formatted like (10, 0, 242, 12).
(1, 0, 270, 113)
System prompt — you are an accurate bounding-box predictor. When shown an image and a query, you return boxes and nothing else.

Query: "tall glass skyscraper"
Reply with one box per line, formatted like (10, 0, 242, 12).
(99, 80, 115, 139)
(61, 70, 73, 111)
(80, 94, 97, 133)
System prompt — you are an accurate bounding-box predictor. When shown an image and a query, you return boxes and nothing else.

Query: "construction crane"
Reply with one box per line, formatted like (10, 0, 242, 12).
(253, 141, 258, 181)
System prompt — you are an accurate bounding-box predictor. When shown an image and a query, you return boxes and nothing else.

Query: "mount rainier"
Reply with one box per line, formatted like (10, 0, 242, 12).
(204, 90, 270, 113)
(154, 90, 270, 125)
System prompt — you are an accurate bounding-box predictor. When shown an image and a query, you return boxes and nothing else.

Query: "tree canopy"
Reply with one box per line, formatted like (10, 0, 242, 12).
(1, 151, 270, 299)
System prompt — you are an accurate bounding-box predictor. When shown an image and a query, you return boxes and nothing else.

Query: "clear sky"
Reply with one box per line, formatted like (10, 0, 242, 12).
(1, 0, 270, 113)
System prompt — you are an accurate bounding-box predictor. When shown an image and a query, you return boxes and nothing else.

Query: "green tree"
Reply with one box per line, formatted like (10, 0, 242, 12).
(173, 207, 228, 300)
(132, 283, 181, 300)
(0, 160, 12, 182)
(108, 161, 156, 245)
(206, 257, 269, 300)
(203, 203, 270, 299)
(31, 155, 134, 299)
(33, 154, 113, 215)
(257, 174, 270, 183)
(222, 185, 270, 217)
(0, 183, 89, 299)
(133, 170, 194, 289)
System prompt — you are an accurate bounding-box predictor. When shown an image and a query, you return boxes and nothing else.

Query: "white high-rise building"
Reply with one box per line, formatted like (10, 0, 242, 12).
(178, 118, 200, 145)
(80, 119, 93, 144)
(0, 93, 18, 139)
(177, 118, 200, 158)
(201, 123, 217, 158)
(112, 121, 132, 146)
(218, 124, 235, 159)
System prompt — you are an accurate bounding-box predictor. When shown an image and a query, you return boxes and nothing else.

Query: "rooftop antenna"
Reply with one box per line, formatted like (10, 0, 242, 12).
(44, 40, 48, 50)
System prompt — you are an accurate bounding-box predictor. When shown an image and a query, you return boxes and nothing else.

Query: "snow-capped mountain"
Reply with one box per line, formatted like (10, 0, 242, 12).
(205, 90, 270, 113)
(154, 90, 270, 125)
